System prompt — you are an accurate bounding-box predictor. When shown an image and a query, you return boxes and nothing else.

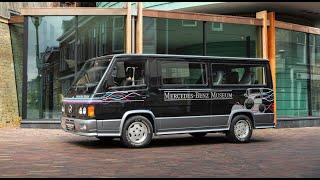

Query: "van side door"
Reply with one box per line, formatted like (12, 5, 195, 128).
(152, 58, 213, 133)
(95, 57, 150, 133)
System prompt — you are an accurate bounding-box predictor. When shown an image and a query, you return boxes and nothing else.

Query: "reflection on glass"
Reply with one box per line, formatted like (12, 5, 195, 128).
(206, 23, 260, 58)
(143, 17, 204, 55)
(26, 15, 125, 120)
(143, 17, 261, 57)
(276, 28, 308, 117)
(309, 34, 320, 116)
(27, 16, 75, 119)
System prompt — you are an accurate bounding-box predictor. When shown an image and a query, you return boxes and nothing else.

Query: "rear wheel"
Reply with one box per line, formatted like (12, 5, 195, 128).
(226, 115, 253, 143)
(120, 115, 153, 148)
(189, 132, 207, 138)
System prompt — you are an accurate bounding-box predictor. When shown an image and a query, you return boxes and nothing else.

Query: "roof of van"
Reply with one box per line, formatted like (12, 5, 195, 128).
(102, 54, 269, 62)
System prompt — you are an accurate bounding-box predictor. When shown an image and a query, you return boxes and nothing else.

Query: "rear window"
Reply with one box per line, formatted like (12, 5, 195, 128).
(211, 63, 266, 85)
(160, 61, 207, 85)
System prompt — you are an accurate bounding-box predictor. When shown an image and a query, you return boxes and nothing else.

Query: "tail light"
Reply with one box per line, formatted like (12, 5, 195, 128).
(87, 105, 95, 118)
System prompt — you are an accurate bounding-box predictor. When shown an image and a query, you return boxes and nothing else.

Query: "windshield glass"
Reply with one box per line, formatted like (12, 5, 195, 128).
(66, 57, 112, 98)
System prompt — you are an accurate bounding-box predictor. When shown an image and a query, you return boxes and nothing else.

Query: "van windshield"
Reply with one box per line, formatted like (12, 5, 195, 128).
(66, 57, 112, 98)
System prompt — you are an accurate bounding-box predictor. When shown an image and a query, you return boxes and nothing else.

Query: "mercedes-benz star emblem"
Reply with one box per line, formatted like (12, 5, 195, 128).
(68, 105, 73, 114)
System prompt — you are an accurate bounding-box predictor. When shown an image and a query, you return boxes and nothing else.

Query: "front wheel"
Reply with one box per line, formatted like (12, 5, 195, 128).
(226, 115, 253, 143)
(120, 115, 153, 148)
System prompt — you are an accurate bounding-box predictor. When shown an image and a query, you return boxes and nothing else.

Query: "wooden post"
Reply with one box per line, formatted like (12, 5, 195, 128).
(126, 2, 132, 54)
(267, 12, 277, 126)
(256, 11, 268, 59)
(136, 2, 143, 54)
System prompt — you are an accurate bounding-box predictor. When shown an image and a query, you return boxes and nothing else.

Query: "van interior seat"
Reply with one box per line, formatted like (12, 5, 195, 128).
(239, 69, 253, 85)
(226, 71, 239, 84)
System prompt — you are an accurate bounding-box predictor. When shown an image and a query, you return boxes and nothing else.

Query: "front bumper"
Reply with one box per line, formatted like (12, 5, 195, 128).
(61, 116, 97, 137)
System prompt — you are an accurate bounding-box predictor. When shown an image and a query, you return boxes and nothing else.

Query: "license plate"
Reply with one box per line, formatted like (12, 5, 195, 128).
(66, 123, 75, 131)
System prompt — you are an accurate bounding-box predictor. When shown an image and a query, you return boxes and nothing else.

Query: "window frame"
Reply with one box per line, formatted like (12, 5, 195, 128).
(159, 59, 209, 87)
(211, 62, 268, 88)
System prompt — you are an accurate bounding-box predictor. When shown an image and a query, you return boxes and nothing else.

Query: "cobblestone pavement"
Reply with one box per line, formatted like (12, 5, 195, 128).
(0, 127, 319, 178)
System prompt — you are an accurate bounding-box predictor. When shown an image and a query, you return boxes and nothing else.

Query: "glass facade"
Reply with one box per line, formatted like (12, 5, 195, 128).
(276, 28, 320, 117)
(24, 13, 320, 121)
(26, 15, 125, 120)
(309, 34, 320, 116)
(206, 22, 260, 58)
(143, 17, 261, 57)
(276, 29, 308, 117)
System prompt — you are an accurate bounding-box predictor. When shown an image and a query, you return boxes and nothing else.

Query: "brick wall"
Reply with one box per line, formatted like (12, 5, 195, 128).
(0, 22, 20, 128)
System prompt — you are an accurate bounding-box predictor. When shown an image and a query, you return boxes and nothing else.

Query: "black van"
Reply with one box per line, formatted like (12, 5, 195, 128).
(61, 54, 275, 148)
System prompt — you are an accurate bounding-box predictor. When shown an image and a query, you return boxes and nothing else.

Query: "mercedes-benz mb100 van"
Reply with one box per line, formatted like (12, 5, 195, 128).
(61, 54, 275, 148)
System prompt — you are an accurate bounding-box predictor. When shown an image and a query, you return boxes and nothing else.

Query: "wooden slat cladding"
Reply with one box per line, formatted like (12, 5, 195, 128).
(20, 7, 127, 16)
(275, 20, 320, 35)
(143, 9, 263, 26)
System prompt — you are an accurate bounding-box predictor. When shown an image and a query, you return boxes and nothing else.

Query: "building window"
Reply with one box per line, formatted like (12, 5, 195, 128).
(276, 28, 308, 117)
(206, 22, 260, 58)
(143, 17, 204, 55)
(26, 15, 125, 120)
(143, 17, 261, 58)
(309, 34, 320, 116)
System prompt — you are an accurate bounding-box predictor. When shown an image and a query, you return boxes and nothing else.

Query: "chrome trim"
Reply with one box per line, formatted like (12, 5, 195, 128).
(155, 114, 229, 120)
(97, 133, 121, 137)
(156, 128, 229, 135)
(62, 127, 97, 136)
(99, 119, 122, 122)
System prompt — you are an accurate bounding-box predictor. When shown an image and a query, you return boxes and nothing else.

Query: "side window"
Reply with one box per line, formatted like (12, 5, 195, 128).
(107, 59, 146, 89)
(161, 61, 207, 85)
(211, 63, 265, 85)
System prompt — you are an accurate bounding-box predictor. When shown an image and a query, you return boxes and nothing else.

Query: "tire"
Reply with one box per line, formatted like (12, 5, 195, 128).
(189, 132, 207, 138)
(120, 115, 153, 148)
(96, 137, 114, 141)
(226, 115, 253, 143)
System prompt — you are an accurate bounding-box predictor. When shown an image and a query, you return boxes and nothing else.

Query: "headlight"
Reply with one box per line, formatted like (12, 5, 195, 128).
(78, 107, 83, 115)
(82, 107, 87, 115)
(62, 105, 65, 113)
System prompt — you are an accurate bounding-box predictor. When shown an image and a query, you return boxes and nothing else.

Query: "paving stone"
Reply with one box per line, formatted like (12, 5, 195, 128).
(0, 127, 319, 177)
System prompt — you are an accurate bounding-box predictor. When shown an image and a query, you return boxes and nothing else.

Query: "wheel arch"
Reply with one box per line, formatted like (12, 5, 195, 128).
(119, 110, 156, 135)
(228, 110, 255, 129)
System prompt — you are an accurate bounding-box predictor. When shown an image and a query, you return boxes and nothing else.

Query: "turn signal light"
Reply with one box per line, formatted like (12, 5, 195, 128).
(87, 105, 95, 118)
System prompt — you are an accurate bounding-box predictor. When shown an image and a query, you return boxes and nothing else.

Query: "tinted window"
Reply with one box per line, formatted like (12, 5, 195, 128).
(161, 61, 207, 85)
(211, 63, 265, 85)
(107, 60, 146, 89)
